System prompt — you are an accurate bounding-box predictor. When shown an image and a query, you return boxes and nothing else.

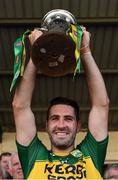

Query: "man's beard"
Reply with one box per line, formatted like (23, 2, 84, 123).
(48, 128, 76, 150)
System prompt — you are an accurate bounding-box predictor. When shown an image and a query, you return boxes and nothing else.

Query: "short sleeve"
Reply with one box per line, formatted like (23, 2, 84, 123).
(16, 134, 48, 179)
(77, 131, 109, 175)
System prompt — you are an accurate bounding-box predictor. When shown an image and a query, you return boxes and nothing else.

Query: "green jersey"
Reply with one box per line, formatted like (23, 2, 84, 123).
(16, 131, 108, 179)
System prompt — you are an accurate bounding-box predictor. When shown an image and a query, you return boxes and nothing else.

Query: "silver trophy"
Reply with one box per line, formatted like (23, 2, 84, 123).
(32, 9, 77, 76)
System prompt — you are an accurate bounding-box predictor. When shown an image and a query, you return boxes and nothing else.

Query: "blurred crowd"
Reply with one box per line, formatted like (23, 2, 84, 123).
(103, 164, 118, 179)
(0, 152, 24, 180)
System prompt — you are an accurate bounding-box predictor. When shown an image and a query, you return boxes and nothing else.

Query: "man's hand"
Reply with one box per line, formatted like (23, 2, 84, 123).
(80, 27, 91, 55)
(29, 29, 43, 45)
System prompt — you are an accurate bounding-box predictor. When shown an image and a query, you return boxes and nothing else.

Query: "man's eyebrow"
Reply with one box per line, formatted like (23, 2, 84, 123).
(64, 115, 75, 119)
(49, 115, 75, 120)
(49, 115, 59, 119)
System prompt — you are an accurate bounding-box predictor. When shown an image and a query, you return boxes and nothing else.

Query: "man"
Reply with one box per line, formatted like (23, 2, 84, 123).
(0, 152, 12, 179)
(10, 153, 24, 180)
(104, 164, 118, 179)
(12, 28, 109, 179)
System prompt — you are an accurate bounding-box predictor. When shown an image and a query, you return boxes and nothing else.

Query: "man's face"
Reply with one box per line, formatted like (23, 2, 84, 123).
(47, 104, 80, 150)
(0, 155, 11, 171)
(11, 154, 24, 179)
(107, 168, 118, 179)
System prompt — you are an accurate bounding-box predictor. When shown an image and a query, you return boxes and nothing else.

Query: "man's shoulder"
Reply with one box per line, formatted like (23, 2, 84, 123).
(16, 134, 49, 159)
(76, 131, 108, 156)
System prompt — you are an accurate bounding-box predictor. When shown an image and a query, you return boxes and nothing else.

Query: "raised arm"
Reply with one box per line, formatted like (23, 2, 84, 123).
(12, 30, 43, 146)
(80, 28, 109, 141)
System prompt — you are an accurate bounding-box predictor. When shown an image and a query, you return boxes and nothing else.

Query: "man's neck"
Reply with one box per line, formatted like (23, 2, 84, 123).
(51, 145, 75, 156)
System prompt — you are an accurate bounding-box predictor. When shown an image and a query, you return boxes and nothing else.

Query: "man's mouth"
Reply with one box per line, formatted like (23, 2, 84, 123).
(17, 170, 23, 175)
(54, 131, 69, 138)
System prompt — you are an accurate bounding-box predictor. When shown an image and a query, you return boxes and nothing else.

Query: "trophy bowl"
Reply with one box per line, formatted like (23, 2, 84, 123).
(32, 9, 77, 76)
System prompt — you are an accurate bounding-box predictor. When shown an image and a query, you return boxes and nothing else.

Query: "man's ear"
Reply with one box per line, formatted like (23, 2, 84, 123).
(77, 121, 81, 133)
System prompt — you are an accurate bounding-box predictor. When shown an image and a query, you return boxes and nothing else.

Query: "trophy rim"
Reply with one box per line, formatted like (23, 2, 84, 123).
(42, 9, 77, 29)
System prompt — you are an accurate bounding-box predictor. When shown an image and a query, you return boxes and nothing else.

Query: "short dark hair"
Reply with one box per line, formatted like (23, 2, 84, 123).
(0, 152, 12, 161)
(47, 97, 80, 121)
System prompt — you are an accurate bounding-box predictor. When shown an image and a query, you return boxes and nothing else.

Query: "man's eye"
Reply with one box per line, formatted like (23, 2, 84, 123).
(51, 118, 56, 120)
(50, 117, 58, 121)
(65, 117, 73, 121)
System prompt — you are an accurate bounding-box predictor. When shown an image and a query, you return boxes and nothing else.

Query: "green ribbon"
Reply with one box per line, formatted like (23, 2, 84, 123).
(10, 30, 31, 92)
(67, 24, 83, 76)
(10, 37, 23, 92)
(74, 25, 83, 75)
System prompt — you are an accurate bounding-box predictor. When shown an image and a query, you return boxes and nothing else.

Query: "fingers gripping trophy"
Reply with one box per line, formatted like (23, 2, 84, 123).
(10, 9, 83, 91)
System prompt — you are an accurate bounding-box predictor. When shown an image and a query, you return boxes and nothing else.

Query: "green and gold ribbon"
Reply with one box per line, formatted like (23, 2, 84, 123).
(10, 30, 31, 92)
(67, 24, 83, 76)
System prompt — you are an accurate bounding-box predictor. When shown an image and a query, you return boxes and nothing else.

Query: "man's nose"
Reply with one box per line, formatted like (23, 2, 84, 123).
(17, 165, 22, 171)
(57, 119, 66, 128)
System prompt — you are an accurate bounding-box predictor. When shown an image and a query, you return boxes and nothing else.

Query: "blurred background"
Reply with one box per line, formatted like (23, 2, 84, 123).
(0, 0, 118, 163)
